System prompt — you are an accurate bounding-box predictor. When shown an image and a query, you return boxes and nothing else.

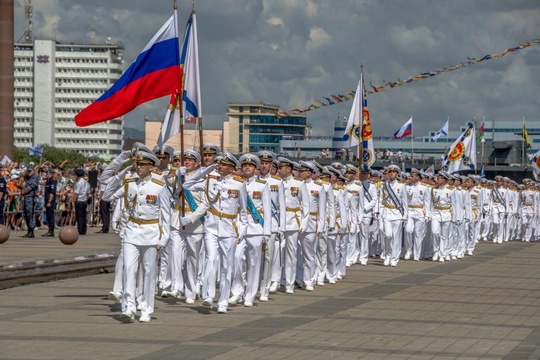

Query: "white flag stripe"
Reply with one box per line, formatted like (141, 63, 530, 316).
(182, 12, 202, 123)
(432, 119, 449, 141)
(343, 75, 362, 149)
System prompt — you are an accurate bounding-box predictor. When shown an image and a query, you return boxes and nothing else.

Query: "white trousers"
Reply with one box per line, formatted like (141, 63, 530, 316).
(112, 239, 124, 294)
(231, 240, 247, 297)
(492, 212, 505, 243)
(404, 217, 426, 260)
(325, 231, 338, 281)
(284, 230, 299, 291)
(202, 233, 237, 309)
(316, 231, 328, 283)
(467, 219, 479, 251)
(431, 219, 451, 258)
(358, 217, 372, 263)
(260, 232, 281, 297)
(346, 230, 359, 265)
(299, 232, 317, 287)
(158, 239, 172, 291)
(336, 233, 348, 277)
(182, 232, 204, 300)
(169, 230, 186, 294)
(232, 234, 263, 303)
(123, 243, 158, 317)
(522, 214, 534, 241)
(383, 219, 403, 264)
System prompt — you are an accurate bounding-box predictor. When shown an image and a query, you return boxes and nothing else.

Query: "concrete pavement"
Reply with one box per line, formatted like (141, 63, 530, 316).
(1, 232, 540, 359)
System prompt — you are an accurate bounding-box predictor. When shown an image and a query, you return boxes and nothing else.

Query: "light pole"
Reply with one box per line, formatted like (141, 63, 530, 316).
(481, 137, 485, 165)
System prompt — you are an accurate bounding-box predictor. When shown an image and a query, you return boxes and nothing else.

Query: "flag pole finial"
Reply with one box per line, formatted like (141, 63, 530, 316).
(173, 0, 177, 10)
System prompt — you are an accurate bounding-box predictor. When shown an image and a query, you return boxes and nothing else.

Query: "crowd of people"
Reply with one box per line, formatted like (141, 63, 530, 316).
(0, 160, 111, 237)
(4, 145, 537, 323)
(98, 142, 538, 323)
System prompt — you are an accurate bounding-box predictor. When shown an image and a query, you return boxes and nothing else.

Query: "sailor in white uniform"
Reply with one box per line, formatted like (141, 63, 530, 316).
(103, 151, 172, 323)
(182, 153, 249, 314)
(404, 168, 430, 261)
(278, 157, 309, 294)
(256, 151, 286, 300)
(380, 164, 408, 267)
(229, 154, 272, 307)
(296, 161, 326, 291)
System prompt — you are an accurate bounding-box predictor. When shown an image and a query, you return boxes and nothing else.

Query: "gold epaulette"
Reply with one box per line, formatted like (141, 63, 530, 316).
(233, 175, 244, 183)
(314, 180, 323, 186)
(152, 169, 162, 175)
(334, 185, 345, 190)
(294, 177, 302, 181)
(321, 180, 330, 185)
(170, 166, 178, 171)
(447, 185, 455, 190)
(122, 177, 136, 184)
(151, 178, 165, 186)
(256, 179, 266, 184)
(208, 174, 219, 179)
(271, 175, 281, 180)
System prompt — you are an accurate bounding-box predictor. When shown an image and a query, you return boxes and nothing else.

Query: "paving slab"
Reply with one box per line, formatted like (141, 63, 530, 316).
(1, 236, 540, 359)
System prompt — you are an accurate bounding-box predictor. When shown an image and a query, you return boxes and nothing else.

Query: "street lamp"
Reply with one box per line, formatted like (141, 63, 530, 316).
(481, 137, 485, 165)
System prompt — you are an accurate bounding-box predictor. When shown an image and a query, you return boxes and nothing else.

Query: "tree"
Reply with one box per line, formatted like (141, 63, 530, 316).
(13, 146, 102, 169)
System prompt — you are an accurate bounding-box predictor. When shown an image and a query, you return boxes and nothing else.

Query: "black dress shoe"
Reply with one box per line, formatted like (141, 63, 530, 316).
(42, 232, 55, 237)
(22, 232, 35, 238)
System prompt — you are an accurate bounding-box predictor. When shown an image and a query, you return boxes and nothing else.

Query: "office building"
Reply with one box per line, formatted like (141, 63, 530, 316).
(14, 39, 125, 157)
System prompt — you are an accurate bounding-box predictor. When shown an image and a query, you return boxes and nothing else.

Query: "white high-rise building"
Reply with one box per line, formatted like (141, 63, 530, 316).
(14, 39, 125, 157)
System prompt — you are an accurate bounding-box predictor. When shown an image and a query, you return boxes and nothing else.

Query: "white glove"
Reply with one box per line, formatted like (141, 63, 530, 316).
(111, 221, 119, 233)
(317, 231, 324, 238)
(277, 231, 285, 239)
(117, 150, 132, 163)
(176, 166, 187, 177)
(201, 164, 218, 176)
(299, 227, 305, 233)
(180, 216, 191, 226)
(115, 166, 131, 181)
(262, 236, 270, 244)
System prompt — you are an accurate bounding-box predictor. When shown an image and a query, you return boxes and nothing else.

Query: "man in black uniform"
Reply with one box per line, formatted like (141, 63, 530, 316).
(42, 169, 57, 237)
(19, 165, 40, 238)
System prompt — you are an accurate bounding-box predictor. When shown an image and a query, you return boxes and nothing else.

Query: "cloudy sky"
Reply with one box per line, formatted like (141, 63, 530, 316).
(14, 0, 540, 137)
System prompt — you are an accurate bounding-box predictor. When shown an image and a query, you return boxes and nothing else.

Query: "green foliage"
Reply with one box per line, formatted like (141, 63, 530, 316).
(14, 145, 102, 168)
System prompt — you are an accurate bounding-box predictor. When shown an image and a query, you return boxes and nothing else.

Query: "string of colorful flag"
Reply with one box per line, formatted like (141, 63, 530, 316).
(277, 38, 540, 117)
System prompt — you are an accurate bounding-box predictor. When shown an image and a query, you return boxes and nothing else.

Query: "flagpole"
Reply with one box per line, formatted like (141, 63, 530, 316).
(522, 116, 526, 166)
(410, 116, 414, 164)
(173, 0, 186, 223)
(446, 116, 449, 145)
(359, 64, 364, 170)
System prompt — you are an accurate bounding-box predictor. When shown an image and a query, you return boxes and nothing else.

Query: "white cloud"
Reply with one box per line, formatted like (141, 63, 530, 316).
(306, 27, 332, 51)
(14, 0, 540, 137)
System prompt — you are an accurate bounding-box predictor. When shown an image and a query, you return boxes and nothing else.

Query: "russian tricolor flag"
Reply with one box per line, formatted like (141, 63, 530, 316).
(75, 13, 181, 127)
(394, 117, 413, 139)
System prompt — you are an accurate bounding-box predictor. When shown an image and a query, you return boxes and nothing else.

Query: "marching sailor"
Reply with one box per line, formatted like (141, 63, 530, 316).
(183, 152, 249, 314)
(380, 165, 408, 267)
(256, 151, 286, 300)
(404, 168, 430, 261)
(277, 157, 309, 294)
(103, 151, 172, 323)
(229, 154, 272, 307)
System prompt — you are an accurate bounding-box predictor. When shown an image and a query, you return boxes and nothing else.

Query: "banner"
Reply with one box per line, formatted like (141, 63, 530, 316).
(441, 123, 476, 173)
(276, 38, 540, 117)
